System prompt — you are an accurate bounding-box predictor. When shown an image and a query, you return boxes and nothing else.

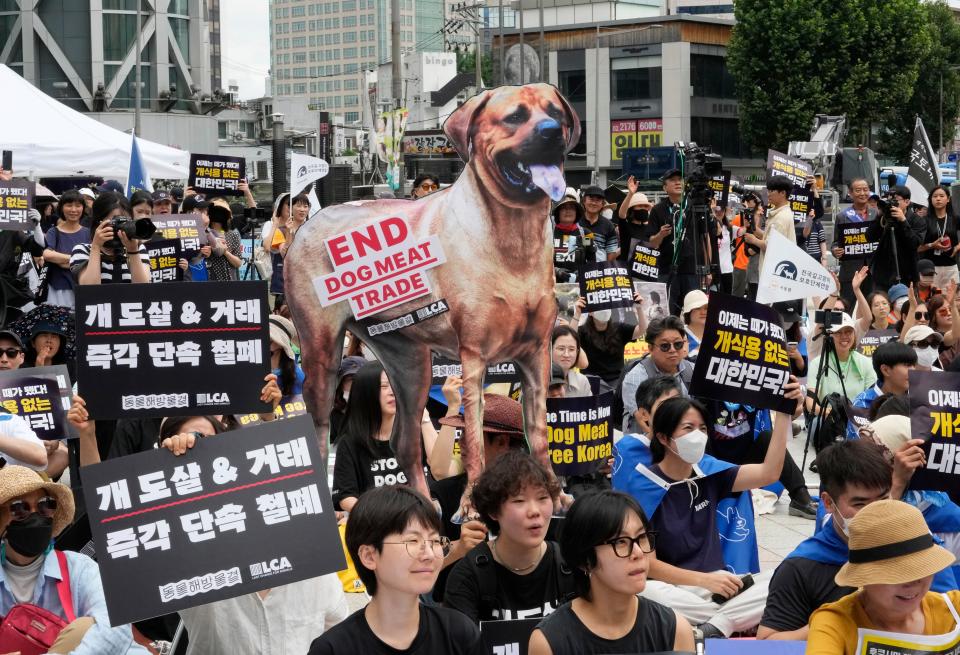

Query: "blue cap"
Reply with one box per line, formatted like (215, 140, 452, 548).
(888, 283, 909, 305)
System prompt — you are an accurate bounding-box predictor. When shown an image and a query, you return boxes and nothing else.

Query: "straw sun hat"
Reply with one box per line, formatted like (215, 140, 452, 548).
(835, 499, 955, 588)
(0, 465, 75, 537)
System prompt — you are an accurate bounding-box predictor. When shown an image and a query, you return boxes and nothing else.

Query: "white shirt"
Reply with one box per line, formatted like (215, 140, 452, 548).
(0, 413, 45, 470)
(179, 574, 349, 655)
(718, 221, 734, 274)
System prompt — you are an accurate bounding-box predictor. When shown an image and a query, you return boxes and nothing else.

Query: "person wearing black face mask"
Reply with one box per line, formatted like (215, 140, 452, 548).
(616, 176, 655, 264)
(0, 466, 146, 653)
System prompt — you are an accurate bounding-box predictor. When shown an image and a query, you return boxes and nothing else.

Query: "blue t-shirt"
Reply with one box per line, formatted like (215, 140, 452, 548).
(274, 363, 305, 396)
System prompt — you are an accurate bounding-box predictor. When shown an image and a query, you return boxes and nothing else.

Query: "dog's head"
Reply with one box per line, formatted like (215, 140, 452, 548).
(443, 84, 581, 205)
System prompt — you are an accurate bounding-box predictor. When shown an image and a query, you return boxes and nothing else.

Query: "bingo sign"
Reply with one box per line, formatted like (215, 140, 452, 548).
(314, 215, 447, 320)
(0, 179, 34, 231)
(611, 119, 663, 161)
(189, 154, 245, 196)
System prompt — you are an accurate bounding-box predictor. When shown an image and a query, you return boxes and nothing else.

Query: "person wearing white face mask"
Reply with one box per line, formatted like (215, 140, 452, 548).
(904, 325, 945, 371)
(631, 387, 801, 639)
(575, 295, 647, 390)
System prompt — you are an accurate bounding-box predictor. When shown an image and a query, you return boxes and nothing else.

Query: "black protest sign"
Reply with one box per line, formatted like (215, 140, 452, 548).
(189, 154, 245, 196)
(235, 394, 308, 429)
(578, 262, 634, 312)
(629, 241, 660, 282)
(840, 220, 879, 260)
(0, 179, 34, 231)
(690, 293, 794, 414)
(857, 329, 898, 357)
(708, 170, 731, 208)
(908, 371, 960, 493)
(481, 618, 540, 655)
(788, 187, 811, 224)
(150, 214, 207, 254)
(76, 281, 272, 418)
(430, 353, 521, 386)
(0, 365, 73, 440)
(766, 149, 813, 187)
(80, 414, 344, 626)
(546, 392, 613, 476)
(146, 239, 183, 284)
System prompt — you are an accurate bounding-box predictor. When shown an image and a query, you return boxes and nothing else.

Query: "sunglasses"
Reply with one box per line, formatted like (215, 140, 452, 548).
(916, 311, 930, 320)
(656, 340, 686, 352)
(419, 183, 439, 191)
(0, 348, 23, 359)
(912, 338, 942, 348)
(7, 496, 57, 522)
(938, 308, 951, 317)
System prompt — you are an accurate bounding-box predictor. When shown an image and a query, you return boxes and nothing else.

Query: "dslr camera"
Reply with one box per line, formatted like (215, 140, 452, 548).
(106, 216, 156, 251)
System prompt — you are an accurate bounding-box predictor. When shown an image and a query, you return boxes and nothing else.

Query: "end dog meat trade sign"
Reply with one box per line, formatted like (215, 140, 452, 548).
(314, 215, 447, 320)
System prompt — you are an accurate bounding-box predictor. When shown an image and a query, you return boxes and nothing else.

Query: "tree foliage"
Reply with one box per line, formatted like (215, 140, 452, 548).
(456, 50, 494, 87)
(728, 0, 934, 157)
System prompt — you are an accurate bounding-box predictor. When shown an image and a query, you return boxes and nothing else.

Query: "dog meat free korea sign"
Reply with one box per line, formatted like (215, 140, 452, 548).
(314, 215, 447, 320)
(81, 415, 344, 625)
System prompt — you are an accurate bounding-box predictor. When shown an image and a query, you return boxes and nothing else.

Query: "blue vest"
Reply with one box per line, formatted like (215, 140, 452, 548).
(613, 433, 760, 575)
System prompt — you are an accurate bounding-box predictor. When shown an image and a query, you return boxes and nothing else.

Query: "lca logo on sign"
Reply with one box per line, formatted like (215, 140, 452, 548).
(250, 556, 292, 580)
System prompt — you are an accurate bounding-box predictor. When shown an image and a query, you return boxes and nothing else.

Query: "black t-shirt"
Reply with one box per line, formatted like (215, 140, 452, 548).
(578, 321, 636, 384)
(616, 217, 651, 264)
(649, 465, 739, 572)
(647, 197, 693, 275)
(431, 473, 467, 542)
(536, 598, 676, 655)
(444, 541, 564, 623)
(106, 417, 164, 459)
(760, 557, 854, 632)
(332, 435, 408, 508)
(307, 604, 485, 655)
(925, 213, 960, 267)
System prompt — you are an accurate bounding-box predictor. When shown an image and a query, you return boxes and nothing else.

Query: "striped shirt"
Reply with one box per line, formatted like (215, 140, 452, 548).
(578, 215, 619, 260)
(69, 242, 150, 284)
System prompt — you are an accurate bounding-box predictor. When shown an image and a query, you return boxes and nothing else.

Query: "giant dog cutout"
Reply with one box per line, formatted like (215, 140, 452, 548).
(284, 84, 580, 515)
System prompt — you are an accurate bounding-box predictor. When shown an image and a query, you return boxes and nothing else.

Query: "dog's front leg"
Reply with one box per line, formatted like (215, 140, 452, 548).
(453, 350, 487, 521)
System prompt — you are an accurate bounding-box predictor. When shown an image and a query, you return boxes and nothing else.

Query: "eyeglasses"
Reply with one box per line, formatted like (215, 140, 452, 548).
(916, 311, 930, 320)
(419, 183, 439, 191)
(7, 496, 57, 522)
(938, 308, 951, 317)
(382, 535, 451, 558)
(656, 341, 686, 352)
(605, 532, 657, 558)
(554, 346, 577, 355)
(0, 348, 23, 359)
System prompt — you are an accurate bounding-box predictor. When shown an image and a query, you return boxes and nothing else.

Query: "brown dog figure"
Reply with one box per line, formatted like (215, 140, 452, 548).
(284, 83, 580, 516)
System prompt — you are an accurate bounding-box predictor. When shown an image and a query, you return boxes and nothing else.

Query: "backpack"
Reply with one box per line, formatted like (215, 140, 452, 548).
(466, 541, 577, 620)
(0, 550, 74, 655)
(813, 392, 849, 454)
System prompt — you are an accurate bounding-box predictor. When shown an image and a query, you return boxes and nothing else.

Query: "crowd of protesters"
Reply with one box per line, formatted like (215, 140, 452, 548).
(0, 161, 957, 655)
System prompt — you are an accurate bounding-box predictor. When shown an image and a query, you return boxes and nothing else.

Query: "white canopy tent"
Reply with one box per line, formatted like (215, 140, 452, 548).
(0, 64, 190, 180)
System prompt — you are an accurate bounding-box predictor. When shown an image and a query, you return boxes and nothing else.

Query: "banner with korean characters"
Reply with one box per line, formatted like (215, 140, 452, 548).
(81, 414, 344, 625)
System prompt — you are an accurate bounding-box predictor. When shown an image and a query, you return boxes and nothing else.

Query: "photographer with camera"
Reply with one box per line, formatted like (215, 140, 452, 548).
(832, 178, 879, 307)
(731, 192, 762, 298)
(70, 192, 152, 285)
(743, 176, 797, 271)
(870, 185, 923, 290)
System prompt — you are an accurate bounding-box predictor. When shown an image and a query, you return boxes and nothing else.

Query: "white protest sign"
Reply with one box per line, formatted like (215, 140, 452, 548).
(290, 152, 329, 198)
(756, 230, 836, 305)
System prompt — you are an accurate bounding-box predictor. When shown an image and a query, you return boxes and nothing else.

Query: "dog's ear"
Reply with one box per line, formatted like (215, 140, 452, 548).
(443, 90, 492, 162)
(551, 86, 582, 154)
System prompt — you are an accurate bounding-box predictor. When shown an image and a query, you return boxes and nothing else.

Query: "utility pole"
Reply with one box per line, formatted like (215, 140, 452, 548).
(518, 1, 524, 85)
(538, 0, 544, 81)
(391, 0, 405, 196)
(475, 4, 482, 91)
(498, 0, 505, 85)
(134, 1, 143, 136)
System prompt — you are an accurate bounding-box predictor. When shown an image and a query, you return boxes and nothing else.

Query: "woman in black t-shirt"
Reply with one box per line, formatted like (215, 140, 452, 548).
(920, 186, 960, 289)
(529, 490, 693, 654)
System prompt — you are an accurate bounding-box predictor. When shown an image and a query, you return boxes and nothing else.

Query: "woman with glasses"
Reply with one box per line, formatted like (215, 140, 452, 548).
(551, 325, 591, 398)
(904, 325, 944, 371)
(634, 391, 799, 638)
(528, 490, 694, 654)
(926, 290, 960, 368)
(412, 174, 440, 199)
(309, 486, 484, 654)
(444, 451, 571, 624)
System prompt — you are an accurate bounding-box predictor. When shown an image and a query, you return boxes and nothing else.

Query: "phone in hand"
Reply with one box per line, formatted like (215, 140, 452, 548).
(711, 573, 754, 605)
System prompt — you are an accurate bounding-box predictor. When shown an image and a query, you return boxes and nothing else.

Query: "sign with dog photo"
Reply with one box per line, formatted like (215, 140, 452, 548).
(81, 414, 344, 625)
(578, 261, 634, 312)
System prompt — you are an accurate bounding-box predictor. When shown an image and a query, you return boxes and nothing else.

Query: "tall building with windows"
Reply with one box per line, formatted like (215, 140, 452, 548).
(269, 0, 451, 123)
(0, 0, 221, 150)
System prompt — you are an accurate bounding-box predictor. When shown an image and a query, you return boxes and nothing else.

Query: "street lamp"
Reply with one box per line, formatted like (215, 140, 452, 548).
(592, 23, 663, 184)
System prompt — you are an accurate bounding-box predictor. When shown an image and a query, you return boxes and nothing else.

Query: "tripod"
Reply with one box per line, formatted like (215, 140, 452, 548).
(801, 318, 851, 473)
(241, 226, 262, 281)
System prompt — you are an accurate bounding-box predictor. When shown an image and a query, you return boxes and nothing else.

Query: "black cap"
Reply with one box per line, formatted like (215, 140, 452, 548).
(152, 190, 172, 203)
(660, 168, 682, 182)
(170, 186, 184, 201)
(0, 330, 24, 349)
(582, 185, 605, 199)
(550, 362, 566, 386)
(96, 180, 123, 194)
(338, 356, 366, 385)
(919, 259, 936, 275)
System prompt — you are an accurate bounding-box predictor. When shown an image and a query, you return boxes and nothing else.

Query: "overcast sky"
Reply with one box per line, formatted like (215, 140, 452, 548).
(221, 0, 271, 100)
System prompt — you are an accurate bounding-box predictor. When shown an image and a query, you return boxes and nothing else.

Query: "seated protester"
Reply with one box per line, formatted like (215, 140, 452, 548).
(70, 192, 151, 284)
(805, 313, 878, 422)
(577, 304, 646, 391)
(703, 399, 816, 519)
(547, 363, 567, 399)
(308, 486, 484, 655)
(759, 439, 914, 640)
(905, 324, 944, 371)
(157, 417, 349, 655)
(620, 316, 694, 434)
(682, 290, 708, 358)
(269, 314, 304, 396)
(0, 466, 148, 654)
(807, 500, 960, 655)
(636, 389, 800, 638)
(0, 328, 48, 471)
(529, 490, 694, 655)
(928, 292, 960, 368)
(26, 320, 71, 371)
(852, 340, 916, 410)
(444, 451, 572, 623)
(629, 376, 682, 438)
(551, 325, 592, 398)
